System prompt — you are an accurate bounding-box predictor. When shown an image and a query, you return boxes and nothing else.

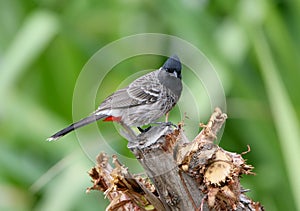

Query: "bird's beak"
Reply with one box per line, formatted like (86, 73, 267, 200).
(173, 71, 178, 78)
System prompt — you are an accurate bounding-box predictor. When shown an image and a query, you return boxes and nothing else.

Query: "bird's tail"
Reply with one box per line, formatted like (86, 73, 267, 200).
(47, 114, 107, 141)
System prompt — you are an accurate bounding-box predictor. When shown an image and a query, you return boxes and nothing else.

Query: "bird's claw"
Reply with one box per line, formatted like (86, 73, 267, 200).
(153, 121, 177, 128)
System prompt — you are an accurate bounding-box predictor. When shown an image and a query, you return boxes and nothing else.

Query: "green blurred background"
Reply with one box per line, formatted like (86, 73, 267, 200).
(1, 0, 300, 210)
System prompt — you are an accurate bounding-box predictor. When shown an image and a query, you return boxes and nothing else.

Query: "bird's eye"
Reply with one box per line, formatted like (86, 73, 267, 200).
(166, 68, 174, 73)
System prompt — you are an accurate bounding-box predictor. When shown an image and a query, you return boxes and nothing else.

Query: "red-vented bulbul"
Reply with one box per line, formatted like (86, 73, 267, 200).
(48, 55, 182, 141)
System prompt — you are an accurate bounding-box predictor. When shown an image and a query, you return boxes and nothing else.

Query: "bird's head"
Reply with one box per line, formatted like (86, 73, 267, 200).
(162, 55, 182, 79)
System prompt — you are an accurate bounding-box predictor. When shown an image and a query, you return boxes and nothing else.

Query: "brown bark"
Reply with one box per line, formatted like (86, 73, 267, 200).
(87, 108, 264, 211)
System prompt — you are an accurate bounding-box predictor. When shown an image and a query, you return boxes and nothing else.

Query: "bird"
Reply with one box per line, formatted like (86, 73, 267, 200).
(47, 55, 182, 141)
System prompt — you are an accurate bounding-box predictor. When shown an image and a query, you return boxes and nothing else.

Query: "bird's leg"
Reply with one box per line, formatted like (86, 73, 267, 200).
(165, 112, 169, 122)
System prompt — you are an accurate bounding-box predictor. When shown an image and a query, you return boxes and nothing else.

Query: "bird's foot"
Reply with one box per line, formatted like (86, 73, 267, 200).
(153, 121, 177, 128)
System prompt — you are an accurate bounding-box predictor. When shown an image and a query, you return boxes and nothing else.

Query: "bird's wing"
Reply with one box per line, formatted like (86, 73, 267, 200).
(96, 70, 162, 112)
(127, 70, 162, 104)
(95, 88, 137, 111)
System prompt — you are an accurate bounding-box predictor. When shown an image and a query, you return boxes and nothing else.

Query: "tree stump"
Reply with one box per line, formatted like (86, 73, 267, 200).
(87, 108, 264, 211)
